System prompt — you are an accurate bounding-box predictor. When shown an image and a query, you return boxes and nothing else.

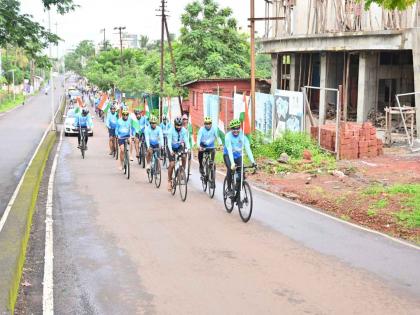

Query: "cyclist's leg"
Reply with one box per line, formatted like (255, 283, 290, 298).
(84, 128, 89, 145)
(129, 136, 135, 161)
(167, 147, 176, 190)
(223, 154, 233, 190)
(146, 146, 153, 169)
(118, 139, 125, 169)
(210, 149, 216, 165)
(234, 156, 243, 194)
(77, 130, 81, 147)
(134, 136, 140, 157)
(198, 150, 204, 175)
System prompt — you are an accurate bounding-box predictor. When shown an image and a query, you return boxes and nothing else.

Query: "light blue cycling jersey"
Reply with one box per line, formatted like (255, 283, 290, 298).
(116, 118, 132, 139)
(160, 122, 172, 136)
(223, 131, 255, 165)
(145, 125, 164, 147)
(197, 126, 221, 148)
(106, 112, 118, 129)
(74, 114, 93, 128)
(167, 127, 190, 153)
(139, 116, 150, 133)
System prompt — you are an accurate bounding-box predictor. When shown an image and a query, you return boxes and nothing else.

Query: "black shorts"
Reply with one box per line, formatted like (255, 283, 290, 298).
(167, 146, 184, 162)
(108, 128, 116, 137)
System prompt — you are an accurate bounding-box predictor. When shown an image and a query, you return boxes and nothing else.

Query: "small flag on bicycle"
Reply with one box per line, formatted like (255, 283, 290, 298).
(130, 113, 140, 133)
(218, 119, 225, 145)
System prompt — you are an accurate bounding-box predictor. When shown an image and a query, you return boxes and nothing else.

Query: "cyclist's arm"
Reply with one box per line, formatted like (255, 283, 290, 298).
(244, 136, 255, 164)
(214, 126, 222, 146)
(158, 128, 164, 147)
(225, 135, 235, 165)
(197, 127, 203, 147)
(183, 130, 190, 151)
(115, 122, 120, 138)
(105, 114, 110, 129)
(88, 115, 93, 128)
(167, 131, 173, 154)
(73, 115, 79, 128)
(145, 128, 150, 147)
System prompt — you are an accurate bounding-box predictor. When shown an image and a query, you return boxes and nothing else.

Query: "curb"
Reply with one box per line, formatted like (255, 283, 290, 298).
(0, 131, 57, 314)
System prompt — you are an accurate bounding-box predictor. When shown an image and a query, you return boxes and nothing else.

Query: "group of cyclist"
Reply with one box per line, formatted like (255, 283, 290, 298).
(102, 103, 256, 196)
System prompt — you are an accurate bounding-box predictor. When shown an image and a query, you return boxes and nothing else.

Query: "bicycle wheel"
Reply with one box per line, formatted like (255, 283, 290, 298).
(154, 158, 161, 188)
(147, 159, 153, 183)
(208, 163, 216, 199)
(81, 137, 85, 159)
(171, 169, 177, 196)
(186, 153, 191, 183)
(141, 143, 146, 168)
(201, 159, 208, 192)
(178, 168, 188, 202)
(126, 155, 130, 180)
(238, 181, 253, 223)
(223, 177, 234, 213)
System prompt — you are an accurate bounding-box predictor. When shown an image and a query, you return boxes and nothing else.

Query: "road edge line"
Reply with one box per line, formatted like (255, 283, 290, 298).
(193, 160, 420, 251)
(42, 129, 63, 315)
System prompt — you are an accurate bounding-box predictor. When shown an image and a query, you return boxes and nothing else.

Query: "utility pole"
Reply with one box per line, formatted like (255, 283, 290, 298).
(250, 0, 256, 131)
(100, 28, 106, 50)
(159, 0, 166, 117)
(114, 26, 126, 77)
(55, 22, 59, 60)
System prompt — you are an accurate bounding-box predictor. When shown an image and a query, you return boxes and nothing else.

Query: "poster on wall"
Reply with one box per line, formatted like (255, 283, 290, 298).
(273, 90, 304, 138)
(255, 92, 274, 136)
(203, 94, 220, 126)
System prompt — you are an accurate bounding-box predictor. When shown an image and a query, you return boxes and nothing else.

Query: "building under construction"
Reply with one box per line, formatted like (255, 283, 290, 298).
(260, 0, 420, 137)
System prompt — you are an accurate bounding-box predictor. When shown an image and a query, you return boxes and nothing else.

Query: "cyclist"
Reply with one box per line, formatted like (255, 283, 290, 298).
(115, 109, 132, 170)
(167, 117, 190, 192)
(197, 116, 222, 178)
(224, 119, 256, 197)
(145, 115, 164, 171)
(182, 113, 193, 176)
(160, 115, 171, 151)
(133, 109, 143, 159)
(74, 108, 93, 149)
(105, 105, 118, 155)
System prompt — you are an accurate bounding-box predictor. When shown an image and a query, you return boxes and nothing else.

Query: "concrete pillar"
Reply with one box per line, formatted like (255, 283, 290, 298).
(412, 30, 420, 138)
(319, 53, 327, 125)
(357, 52, 377, 123)
(289, 54, 296, 91)
(271, 54, 278, 95)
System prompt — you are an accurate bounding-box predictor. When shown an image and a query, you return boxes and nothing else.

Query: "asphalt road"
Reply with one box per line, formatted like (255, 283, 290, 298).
(0, 77, 64, 217)
(31, 118, 419, 314)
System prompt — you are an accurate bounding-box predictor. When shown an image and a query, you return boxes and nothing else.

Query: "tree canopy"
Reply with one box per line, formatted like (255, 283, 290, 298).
(363, 0, 416, 9)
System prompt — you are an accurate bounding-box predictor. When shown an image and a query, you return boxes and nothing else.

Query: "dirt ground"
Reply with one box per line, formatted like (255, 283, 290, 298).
(244, 147, 420, 244)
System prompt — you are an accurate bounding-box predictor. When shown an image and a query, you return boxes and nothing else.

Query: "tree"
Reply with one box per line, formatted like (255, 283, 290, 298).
(176, 0, 250, 84)
(363, 0, 415, 10)
(42, 0, 77, 14)
(139, 35, 149, 49)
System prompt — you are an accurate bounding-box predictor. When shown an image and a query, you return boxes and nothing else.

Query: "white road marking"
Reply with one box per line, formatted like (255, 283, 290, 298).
(0, 92, 62, 234)
(193, 160, 420, 251)
(42, 129, 63, 315)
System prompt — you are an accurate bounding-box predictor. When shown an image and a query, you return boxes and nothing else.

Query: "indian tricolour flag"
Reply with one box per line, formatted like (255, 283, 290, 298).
(97, 94, 108, 111)
(130, 112, 140, 134)
(218, 119, 225, 145)
(239, 94, 252, 136)
(144, 99, 150, 118)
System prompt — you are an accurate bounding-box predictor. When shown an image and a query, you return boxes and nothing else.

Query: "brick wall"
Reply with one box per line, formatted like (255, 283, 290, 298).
(311, 122, 384, 160)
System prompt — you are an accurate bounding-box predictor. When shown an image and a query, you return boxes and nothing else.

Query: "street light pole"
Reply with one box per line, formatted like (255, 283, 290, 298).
(114, 26, 126, 77)
(12, 70, 15, 101)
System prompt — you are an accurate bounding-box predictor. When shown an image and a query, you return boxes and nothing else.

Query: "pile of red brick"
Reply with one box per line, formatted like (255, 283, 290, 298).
(311, 122, 384, 160)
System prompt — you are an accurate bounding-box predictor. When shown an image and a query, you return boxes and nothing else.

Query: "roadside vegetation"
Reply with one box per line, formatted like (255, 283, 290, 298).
(0, 93, 25, 113)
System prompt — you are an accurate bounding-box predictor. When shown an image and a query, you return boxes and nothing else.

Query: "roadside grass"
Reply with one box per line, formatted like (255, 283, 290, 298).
(363, 183, 420, 228)
(367, 209, 377, 217)
(0, 94, 25, 113)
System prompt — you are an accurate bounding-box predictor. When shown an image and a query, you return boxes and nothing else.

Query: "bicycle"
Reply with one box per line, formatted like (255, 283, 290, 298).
(200, 148, 216, 199)
(186, 150, 192, 183)
(147, 147, 162, 188)
(171, 148, 188, 202)
(138, 133, 146, 168)
(74, 126, 87, 159)
(121, 138, 130, 180)
(223, 165, 256, 223)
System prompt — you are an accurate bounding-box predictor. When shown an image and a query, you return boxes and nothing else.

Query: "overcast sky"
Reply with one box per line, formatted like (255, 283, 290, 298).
(20, 0, 266, 57)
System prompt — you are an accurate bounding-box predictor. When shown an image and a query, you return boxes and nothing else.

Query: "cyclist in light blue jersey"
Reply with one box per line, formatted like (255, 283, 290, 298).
(74, 108, 93, 149)
(167, 117, 190, 191)
(145, 115, 164, 171)
(106, 105, 118, 155)
(160, 115, 171, 152)
(116, 109, 132, 170)
(223, 119, 256, 196)
(197, 116, 222, 177)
